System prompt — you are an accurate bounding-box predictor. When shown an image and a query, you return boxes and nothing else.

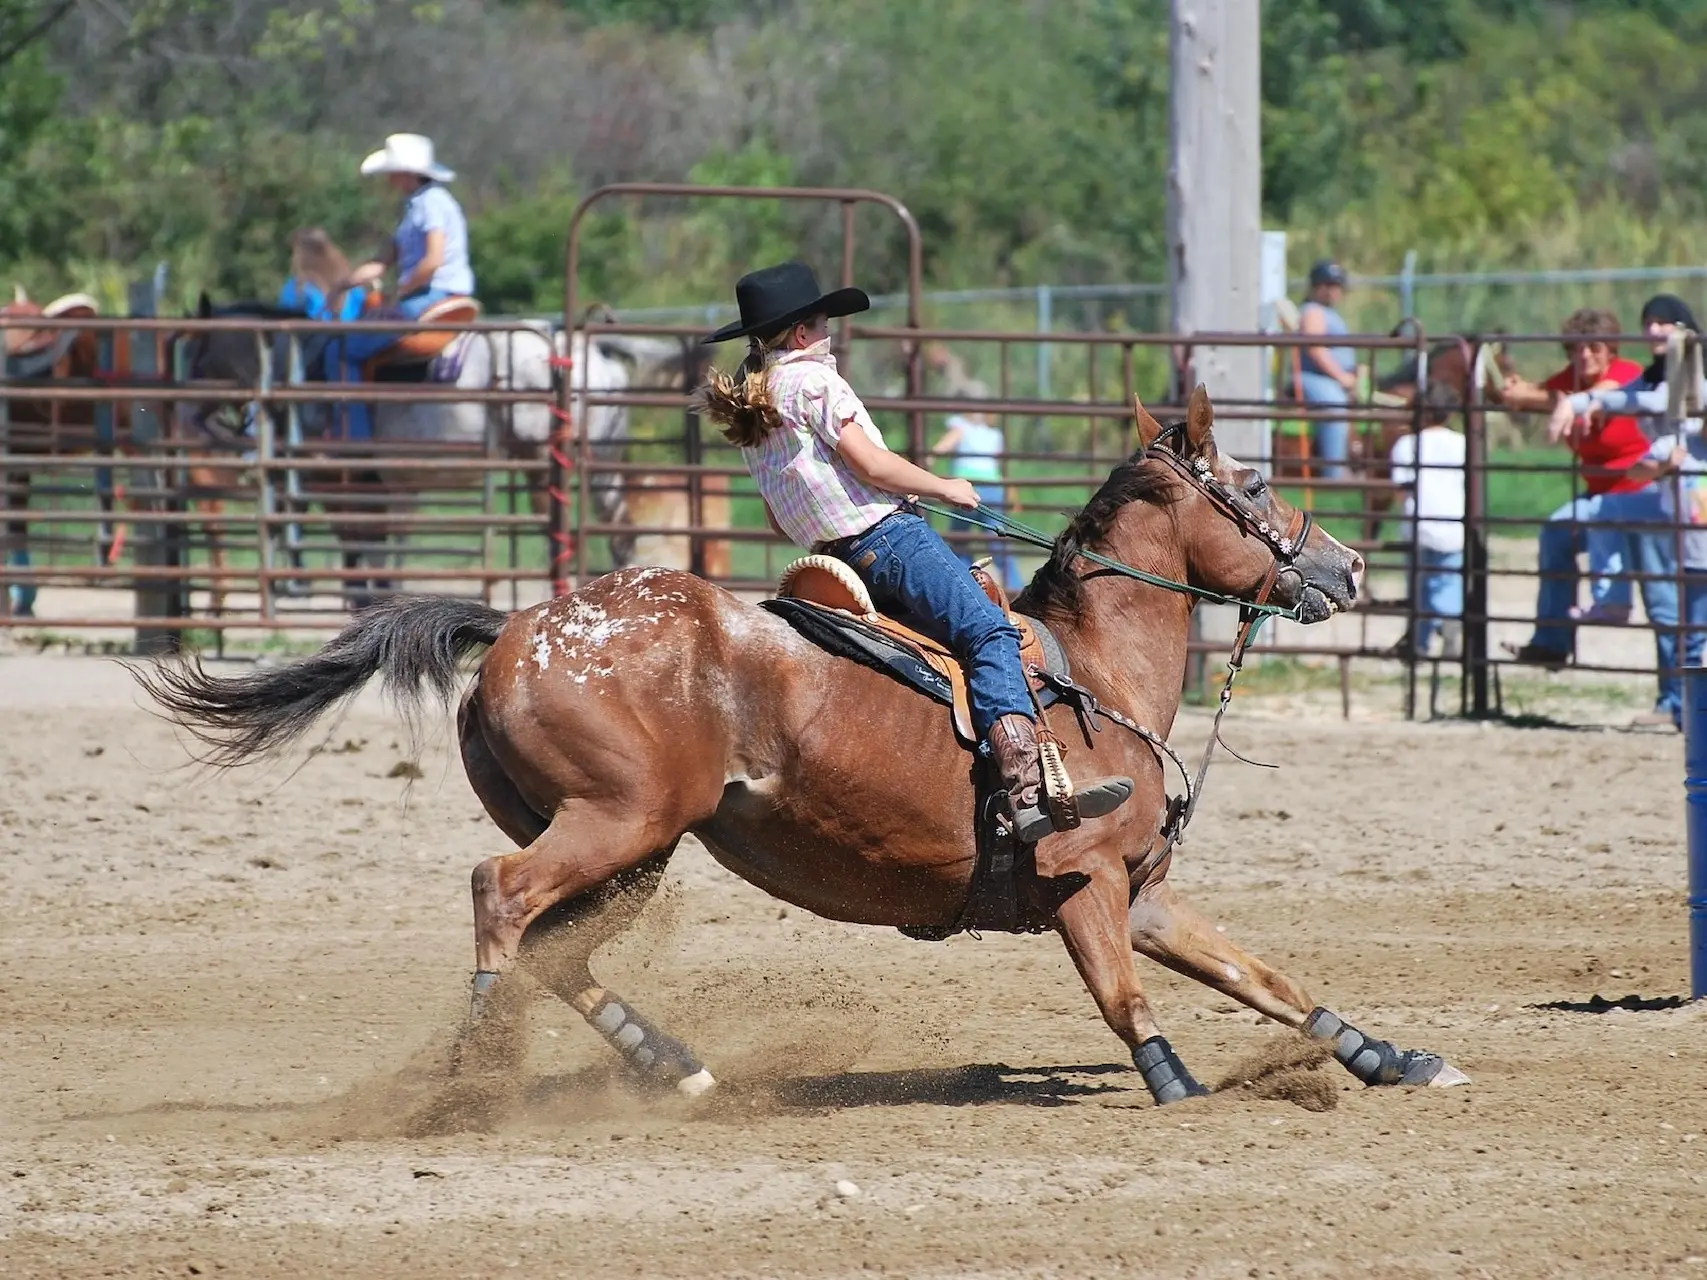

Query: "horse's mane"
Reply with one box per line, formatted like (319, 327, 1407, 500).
(1014, 440, 1182, 620)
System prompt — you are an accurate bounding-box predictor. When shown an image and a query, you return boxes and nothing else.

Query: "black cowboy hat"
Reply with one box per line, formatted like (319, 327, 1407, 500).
(703, 261, 869, 344)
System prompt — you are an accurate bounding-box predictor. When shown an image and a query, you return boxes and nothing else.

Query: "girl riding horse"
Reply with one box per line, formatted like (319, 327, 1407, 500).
(695, 261, 1132, 843)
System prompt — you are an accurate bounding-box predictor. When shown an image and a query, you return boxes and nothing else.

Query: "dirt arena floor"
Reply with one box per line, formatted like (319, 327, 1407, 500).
(2, 652, 1704, 1279)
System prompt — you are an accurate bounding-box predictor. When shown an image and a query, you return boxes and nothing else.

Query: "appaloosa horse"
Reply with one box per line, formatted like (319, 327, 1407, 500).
(137, 388, 1468, 1107)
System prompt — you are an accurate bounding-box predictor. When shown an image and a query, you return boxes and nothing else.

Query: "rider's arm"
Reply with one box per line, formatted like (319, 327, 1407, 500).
(1301, 305, 1356, 390)
(345, 251, 392, 290)
(394, 230, 446, 298)
(836, 422, 977, 508)
(761, 499, 787, 539)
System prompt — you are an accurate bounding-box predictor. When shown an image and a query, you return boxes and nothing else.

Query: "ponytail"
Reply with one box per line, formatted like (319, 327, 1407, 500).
(694, 331, 792, 447)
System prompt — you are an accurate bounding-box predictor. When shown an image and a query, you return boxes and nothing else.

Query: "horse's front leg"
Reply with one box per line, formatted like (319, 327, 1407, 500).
(1054, 852, 1210, 1105)
(186, 463, 228, 616)
(1127, 878, 1470, 1089)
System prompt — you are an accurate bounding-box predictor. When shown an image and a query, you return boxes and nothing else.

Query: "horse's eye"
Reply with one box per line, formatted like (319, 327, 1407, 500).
(1243, 476, 1267, 499)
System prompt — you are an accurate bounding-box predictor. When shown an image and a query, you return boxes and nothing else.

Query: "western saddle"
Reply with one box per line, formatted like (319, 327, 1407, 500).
(2, 290, 100, 377)
(359, 294, 482, 378)
(775, 554, 1056, 747)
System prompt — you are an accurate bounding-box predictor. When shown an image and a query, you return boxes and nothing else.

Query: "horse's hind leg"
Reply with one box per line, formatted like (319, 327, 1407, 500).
(518, 848, 715, 1096)
(1054, 856, 1210, 1105)
(1128, 879, 1469, 1089)
(458, 700, 714, 1095)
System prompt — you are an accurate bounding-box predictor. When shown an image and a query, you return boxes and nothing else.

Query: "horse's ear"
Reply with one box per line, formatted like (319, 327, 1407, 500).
(197, 291, 212, 318)
(1186, 384, 1217, 457)
(1132, 394, 1165, 450)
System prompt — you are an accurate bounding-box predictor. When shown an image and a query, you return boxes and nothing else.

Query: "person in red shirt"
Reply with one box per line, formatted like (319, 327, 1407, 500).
(1501, 308, 1650, 660)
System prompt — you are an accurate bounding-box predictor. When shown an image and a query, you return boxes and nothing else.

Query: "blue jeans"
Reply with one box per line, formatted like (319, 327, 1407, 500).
(1300, 371, 1350, 479)
(325, 289, 453, 440)
(1413, 548, 1463, 651)
(1538, 488, 1681, 709)
(949, 482, 1023, 592)
(839, 511, 1034, 739)
(1533, 494, 1613, 650)
(1600, 488, 1680, 712)
(7, 547, 35, 616)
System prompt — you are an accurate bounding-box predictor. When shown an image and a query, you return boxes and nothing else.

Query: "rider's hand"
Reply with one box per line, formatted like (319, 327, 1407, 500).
(940, 478, 982, 510)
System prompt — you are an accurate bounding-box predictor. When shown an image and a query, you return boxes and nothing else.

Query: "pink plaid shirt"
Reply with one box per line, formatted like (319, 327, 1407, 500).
(741, 341, 900, 546)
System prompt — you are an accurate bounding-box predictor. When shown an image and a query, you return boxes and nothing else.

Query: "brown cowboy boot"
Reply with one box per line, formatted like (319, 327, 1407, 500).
(987, 714, 1134, 844)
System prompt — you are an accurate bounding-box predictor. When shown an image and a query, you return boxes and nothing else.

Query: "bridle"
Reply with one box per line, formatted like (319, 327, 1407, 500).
(1142, 420, 1316, 661)
(921, 423, 1328, 860)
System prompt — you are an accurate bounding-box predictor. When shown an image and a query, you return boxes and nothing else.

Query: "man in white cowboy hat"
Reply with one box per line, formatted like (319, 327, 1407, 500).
(330, 133, 476, 438)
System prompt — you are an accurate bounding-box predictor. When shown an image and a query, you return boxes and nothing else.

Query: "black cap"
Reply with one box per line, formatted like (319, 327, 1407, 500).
(1308, 260, 1349, 289)
(1640, 293, 1700, 332)
(703, 261, 870, 344)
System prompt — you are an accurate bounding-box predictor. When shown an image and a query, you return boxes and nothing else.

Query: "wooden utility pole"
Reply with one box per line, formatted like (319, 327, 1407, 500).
(1167, 0, 1266, 465)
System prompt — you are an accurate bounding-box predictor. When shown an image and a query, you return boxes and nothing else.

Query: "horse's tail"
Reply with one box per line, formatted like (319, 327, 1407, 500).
(133, 596, 510, 768)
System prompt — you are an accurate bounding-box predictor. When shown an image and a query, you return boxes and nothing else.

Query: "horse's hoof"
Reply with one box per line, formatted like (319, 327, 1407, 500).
(1134, 1035, 1210, 1105)
(1400, 1052, 1471, 1088)
(676, 1068, 718, 1098)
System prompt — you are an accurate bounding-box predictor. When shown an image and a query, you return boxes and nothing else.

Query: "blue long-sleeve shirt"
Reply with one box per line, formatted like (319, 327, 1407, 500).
(1568, 366, 1706, 433)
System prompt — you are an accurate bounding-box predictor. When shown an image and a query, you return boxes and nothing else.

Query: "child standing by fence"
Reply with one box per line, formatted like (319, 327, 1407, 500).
(1388, 419, 1467, 657)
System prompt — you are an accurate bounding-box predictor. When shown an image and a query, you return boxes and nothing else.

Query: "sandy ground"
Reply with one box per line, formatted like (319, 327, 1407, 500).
(1, 653, 1704, 1279)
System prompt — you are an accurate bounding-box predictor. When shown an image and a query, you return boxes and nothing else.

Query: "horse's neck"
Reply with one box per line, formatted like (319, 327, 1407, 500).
(1049, 505, 1195, 734)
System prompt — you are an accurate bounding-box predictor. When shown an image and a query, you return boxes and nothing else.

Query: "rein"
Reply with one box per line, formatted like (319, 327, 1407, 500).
(918, 433, 1317, 857)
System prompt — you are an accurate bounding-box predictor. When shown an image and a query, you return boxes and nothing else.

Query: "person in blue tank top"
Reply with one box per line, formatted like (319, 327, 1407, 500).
(929, 408, 1023, 591)
(327, 133, 476, 439)
(1298, 259, 1358, 478)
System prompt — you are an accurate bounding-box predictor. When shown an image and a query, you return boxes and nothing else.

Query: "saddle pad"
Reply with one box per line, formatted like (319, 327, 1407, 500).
(759, 597, 1071, 748)
(5, 329, 80, 380)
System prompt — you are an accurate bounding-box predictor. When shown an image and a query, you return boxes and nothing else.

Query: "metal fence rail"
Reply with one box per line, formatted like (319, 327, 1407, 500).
(4, 304, 1702, 726)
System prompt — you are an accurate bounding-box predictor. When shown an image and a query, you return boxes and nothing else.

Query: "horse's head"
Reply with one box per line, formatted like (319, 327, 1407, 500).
(1135, 387, 1363, 624)
(1380, 339, 1513, 426)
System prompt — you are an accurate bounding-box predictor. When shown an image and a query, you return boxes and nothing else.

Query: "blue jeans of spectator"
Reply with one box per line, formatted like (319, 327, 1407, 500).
(1300, 371, 1350, 479)
(1534, 494, 1609, 650)
(1592, 487, 1681, 712)
(949, 482, 1023, 592)
(7, 547, 35, 616)
(1532, 489, 1664, 645)
(839, 511, 1034, 740)
(1413, 548, 1463, 652)
(324, 289, 453, 440)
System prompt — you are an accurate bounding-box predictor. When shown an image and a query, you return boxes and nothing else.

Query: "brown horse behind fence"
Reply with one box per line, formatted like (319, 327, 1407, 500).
(137, 388, 1468, 1108)
(1, 289, 242, 618)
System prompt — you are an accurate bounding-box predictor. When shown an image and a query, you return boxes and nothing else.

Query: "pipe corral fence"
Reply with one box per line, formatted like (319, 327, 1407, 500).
(2, 184, 1702, 726)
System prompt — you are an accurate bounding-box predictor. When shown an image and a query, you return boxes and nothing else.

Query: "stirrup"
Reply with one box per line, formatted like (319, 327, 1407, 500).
(1013, 776, 1134, 844)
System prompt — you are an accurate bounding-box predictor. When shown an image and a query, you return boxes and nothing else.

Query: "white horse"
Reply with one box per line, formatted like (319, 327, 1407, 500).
(373, 323, 687, 548)
(180, 301, 697, 600)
